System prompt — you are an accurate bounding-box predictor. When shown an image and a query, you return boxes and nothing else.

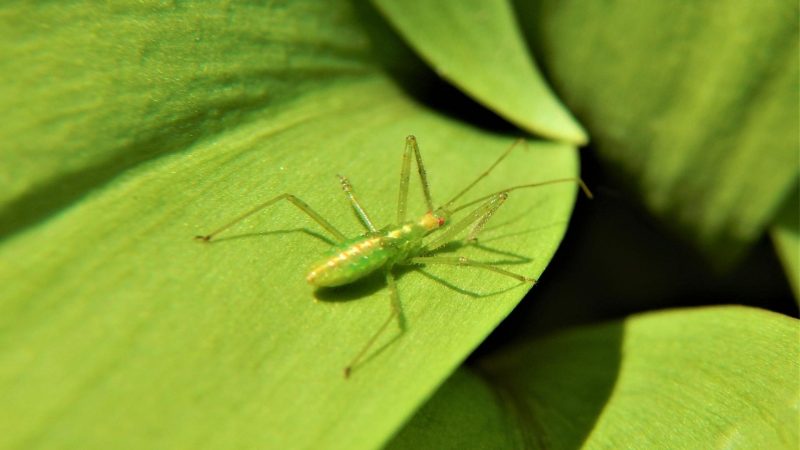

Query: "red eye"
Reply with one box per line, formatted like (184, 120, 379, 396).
(438, 217, 445, 226)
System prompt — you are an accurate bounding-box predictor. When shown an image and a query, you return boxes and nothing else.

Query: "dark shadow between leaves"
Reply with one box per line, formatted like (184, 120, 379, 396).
(352, 2, 519, 136)
(387, 322, 624, 450)
(387, 322, 623, 449)
(477, 321, 623, 449)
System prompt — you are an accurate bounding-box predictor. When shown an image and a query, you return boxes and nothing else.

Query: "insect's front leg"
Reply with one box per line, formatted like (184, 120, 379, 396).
(338, 175, 377, 232)
(411, 192, 536, 282)
(423, 192, 509, 252)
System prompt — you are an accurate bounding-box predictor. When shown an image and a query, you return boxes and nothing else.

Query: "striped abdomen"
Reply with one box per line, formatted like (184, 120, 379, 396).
(306, 235, 391, 287)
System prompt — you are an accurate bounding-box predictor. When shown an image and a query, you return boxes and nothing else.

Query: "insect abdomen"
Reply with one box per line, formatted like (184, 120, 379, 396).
(306, 236, 391, 287)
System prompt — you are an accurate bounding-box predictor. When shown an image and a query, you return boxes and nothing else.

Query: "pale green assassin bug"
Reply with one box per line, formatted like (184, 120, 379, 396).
(195, 136, 592, 377)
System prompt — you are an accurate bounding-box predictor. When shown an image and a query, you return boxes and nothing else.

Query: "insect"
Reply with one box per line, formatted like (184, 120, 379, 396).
(195, 136, 592, 377)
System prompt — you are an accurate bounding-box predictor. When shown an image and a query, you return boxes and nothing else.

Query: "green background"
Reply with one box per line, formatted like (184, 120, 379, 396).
(1, 1, 797, 449)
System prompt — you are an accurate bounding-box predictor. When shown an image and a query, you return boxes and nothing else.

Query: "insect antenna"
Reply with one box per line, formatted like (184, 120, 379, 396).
(439, 138, 525, 211)
(450, 178, 594, 214)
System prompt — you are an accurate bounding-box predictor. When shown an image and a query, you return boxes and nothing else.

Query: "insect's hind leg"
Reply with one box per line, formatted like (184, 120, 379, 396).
(344, 269, 404, 378)
(195, 193, 346, 242)
(405, 256, 536, 283)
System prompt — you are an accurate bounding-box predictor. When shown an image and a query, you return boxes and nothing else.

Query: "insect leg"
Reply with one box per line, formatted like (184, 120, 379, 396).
(405, 256, 536, 283)
(338, 175, 377, 232)
(344, 269, 404, 378)
(194, 193, 346, 242)
(397, 135, 435, 223)
(424, 192, 508, 251)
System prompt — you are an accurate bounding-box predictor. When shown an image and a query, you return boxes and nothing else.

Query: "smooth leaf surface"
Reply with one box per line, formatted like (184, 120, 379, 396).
(390, 306, 800, 449)
(387, 368, 519, 449)
(0, 1, 378, 239)
(772, 184, 800, 301)
(0, 2, 582, 449)
(373, 0, 587, 145)
(517, 0, 799, 264)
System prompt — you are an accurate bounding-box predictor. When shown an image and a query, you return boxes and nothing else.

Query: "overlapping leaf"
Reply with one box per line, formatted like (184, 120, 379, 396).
(374, 0, 587, 144)
(516, 0, 799, 265)
(772, 185, 800, 301)
(0, 2, 581, 449)
(390, 307, 800, 449)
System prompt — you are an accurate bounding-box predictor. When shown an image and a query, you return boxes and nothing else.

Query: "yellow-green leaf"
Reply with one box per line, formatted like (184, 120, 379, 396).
(772, 183, 800, 302)
(391, 306, 800, 449)
(0, 2, 581, 449)
(518, 0, 799, 265)
(374, 0, 587, 144)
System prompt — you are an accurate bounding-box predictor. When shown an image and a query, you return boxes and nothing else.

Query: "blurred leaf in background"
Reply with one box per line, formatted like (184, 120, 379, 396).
(376, 0, 799, 448)
(374, 0, 587, 144)
(516, 0, 799, 266)
(390, 307, 799, 449)
(772, 185, 799, 301)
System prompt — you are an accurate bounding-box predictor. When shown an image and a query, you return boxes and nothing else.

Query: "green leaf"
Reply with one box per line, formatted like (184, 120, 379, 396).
(772, 183, 800, 302)
(517, 0, 799, 264)
(0, 2, 581, 449)
(0, 1, 378, 237)
(390, 306, 800, 449)
(387, 368, 520, 449)
(373, 0, 587, 145)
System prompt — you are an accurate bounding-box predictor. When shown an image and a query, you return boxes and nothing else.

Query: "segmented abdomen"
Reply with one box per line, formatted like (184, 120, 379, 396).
(306, 236, 390, 287)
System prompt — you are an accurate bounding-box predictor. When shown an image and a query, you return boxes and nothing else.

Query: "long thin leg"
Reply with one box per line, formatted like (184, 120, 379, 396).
(442, 138, 524, 210)
(397, 135, 435, 223)
(195, 193, 345, 242)
(465, 196, 504, 242)
(338, 175, 376, 232)
(424, 192, 508, 251)
(344, 269, 403, 378)
(405, 256, 536, 283)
